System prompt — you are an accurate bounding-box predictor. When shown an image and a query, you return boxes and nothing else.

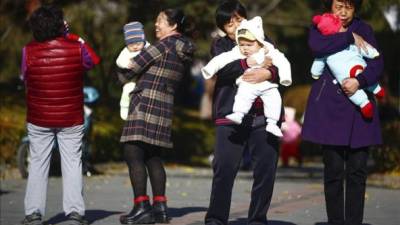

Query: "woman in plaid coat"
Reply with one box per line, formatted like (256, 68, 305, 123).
(118, 8, 195, 225)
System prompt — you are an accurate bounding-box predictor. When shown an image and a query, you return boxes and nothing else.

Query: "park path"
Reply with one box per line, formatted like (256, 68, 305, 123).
(1, 164, 399, 225)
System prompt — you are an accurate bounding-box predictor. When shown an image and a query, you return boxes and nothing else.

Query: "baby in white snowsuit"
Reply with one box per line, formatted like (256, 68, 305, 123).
(201, 16, 292, 137)
(116, 21, 150, 120)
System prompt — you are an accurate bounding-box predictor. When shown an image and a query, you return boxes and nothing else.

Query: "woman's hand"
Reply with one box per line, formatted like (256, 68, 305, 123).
(342, 78, 360, 96)
(242, 68, 271, 84)
(352, 32, 369, 54)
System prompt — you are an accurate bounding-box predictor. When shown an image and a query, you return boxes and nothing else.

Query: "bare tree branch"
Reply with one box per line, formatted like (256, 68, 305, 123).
(264, 18, 310, 28)
(247, 0, 282, 17)
(264, 0, 282, 14)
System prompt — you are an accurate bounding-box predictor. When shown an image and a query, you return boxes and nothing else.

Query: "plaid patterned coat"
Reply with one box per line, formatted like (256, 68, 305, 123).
(119, 34, 195, 148)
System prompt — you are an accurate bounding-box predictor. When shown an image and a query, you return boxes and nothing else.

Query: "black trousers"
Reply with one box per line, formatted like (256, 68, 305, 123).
(322, 145, 369, 225)
(205, 125, 279, 225)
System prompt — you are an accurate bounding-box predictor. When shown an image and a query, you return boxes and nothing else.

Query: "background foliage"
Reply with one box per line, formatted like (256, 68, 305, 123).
(0, 0, 399, 171)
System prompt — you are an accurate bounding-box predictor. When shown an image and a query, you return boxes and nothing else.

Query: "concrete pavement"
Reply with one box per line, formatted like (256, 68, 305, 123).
(1, 164, 399, 225)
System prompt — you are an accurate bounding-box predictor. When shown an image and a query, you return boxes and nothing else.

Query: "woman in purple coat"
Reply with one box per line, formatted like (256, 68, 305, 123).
(302, 0, 384, 224)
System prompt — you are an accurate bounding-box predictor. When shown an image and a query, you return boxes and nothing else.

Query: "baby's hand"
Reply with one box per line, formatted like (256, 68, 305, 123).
(352, 32, 369, 54)
(263, 46, 269, 54)
(261, 56, 273, 68)
(246, 57, 258, 67)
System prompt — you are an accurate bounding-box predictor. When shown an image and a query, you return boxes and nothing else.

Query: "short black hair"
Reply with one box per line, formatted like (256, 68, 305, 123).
(215, 0, 247, 32)
(29, 5, 64, 42)
(324, 0, 363, 12)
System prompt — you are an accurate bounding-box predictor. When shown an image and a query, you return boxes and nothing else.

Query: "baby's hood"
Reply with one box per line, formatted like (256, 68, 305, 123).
(235, 16, 271, 48)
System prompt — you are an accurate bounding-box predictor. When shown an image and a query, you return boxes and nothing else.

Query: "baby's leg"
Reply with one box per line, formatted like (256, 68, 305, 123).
(120, 82, 136, 120)
(226, 83, 259, 124)
(348, 90, 374, 119)
(339, 64, 374, 119)
(366, 83, 385, 99)
(260, 88, 283, 137)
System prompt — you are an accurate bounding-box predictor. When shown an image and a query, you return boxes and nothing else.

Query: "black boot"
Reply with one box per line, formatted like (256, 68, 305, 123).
(120, 200, 155, 224)
(153, 201, 170, 223)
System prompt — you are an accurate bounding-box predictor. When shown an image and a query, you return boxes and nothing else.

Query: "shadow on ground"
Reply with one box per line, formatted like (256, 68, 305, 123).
(230, 218, 297, 225)
(0, 189, 11, 195)
(45, 209, 122, 224)
(276, 166, 323, 180)
(169, 206, 208, 218)
(315, 223, 372, 225)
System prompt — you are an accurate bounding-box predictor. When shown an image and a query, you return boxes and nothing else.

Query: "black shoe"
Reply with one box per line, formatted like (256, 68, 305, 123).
(21, 212, 43, 225)
(153, 201, 170, 223)
(120, 201, 155, 224)
(67, 211, 88, 225)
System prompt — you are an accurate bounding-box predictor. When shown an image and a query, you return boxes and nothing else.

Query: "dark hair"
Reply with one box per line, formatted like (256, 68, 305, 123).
(29, 5, 64, 42)
(324, 0, 363, 12)
(215, 0, 247, 32)
(162, 8, 194, 36)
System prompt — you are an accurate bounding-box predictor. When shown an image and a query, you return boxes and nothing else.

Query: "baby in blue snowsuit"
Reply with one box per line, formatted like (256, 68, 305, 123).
(311, 13, 384, 119)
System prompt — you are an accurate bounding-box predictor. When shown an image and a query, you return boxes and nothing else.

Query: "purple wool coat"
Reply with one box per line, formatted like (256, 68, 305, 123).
(302, 18, 384, 148)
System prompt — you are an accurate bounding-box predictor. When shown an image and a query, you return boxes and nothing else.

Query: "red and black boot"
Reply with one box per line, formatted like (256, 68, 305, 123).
(120, 196, 155, 224)
(153, 196, 170, 223)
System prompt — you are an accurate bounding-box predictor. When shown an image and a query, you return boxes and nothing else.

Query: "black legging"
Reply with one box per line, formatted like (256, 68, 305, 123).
(123, 141, 166, 198)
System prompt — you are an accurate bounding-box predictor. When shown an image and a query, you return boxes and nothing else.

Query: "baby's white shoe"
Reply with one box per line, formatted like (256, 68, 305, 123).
(225, 112, 244, 124)
(266, 124, 283, 137)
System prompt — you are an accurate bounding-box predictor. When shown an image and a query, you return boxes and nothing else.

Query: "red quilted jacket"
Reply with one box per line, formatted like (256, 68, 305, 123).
(25, 37, 85, 127)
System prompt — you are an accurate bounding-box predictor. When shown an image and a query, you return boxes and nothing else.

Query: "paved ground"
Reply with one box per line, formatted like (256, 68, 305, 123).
(1, 164, 399, 225)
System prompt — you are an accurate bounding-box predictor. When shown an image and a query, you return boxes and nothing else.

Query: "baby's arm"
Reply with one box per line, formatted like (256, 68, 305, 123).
(349, 44, 379, 59)
(310, 58, 327, 79)
(116, 47, 140, 69)
(201, 46, 244, 79)
(265, 43, 292, 86)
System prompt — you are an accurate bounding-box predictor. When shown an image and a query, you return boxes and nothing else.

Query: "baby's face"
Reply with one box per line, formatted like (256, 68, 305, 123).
(127, 42, 145, 52)
(238, 39, 262, 57)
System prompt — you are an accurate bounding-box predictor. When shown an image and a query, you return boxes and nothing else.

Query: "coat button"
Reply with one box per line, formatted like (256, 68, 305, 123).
(337, 89, 342, 95)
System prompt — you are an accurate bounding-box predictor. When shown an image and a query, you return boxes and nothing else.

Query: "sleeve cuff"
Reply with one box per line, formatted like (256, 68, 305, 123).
(347, 31, 355, 45)
(356, 74, 368, 89)
(268, 66, 278, 82)
(240, 59, 250, 70)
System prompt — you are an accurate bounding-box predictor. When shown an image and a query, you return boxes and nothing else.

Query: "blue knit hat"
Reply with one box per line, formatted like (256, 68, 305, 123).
(123, 21, 145, 45)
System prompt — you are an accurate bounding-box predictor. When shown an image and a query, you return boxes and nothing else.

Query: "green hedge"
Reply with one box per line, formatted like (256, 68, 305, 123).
(0, 99, 215, 166)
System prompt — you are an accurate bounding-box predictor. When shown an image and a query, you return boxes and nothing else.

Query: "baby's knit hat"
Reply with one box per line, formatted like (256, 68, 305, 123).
(312, 13, 342, 36)
(123, 21, 145, 45)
